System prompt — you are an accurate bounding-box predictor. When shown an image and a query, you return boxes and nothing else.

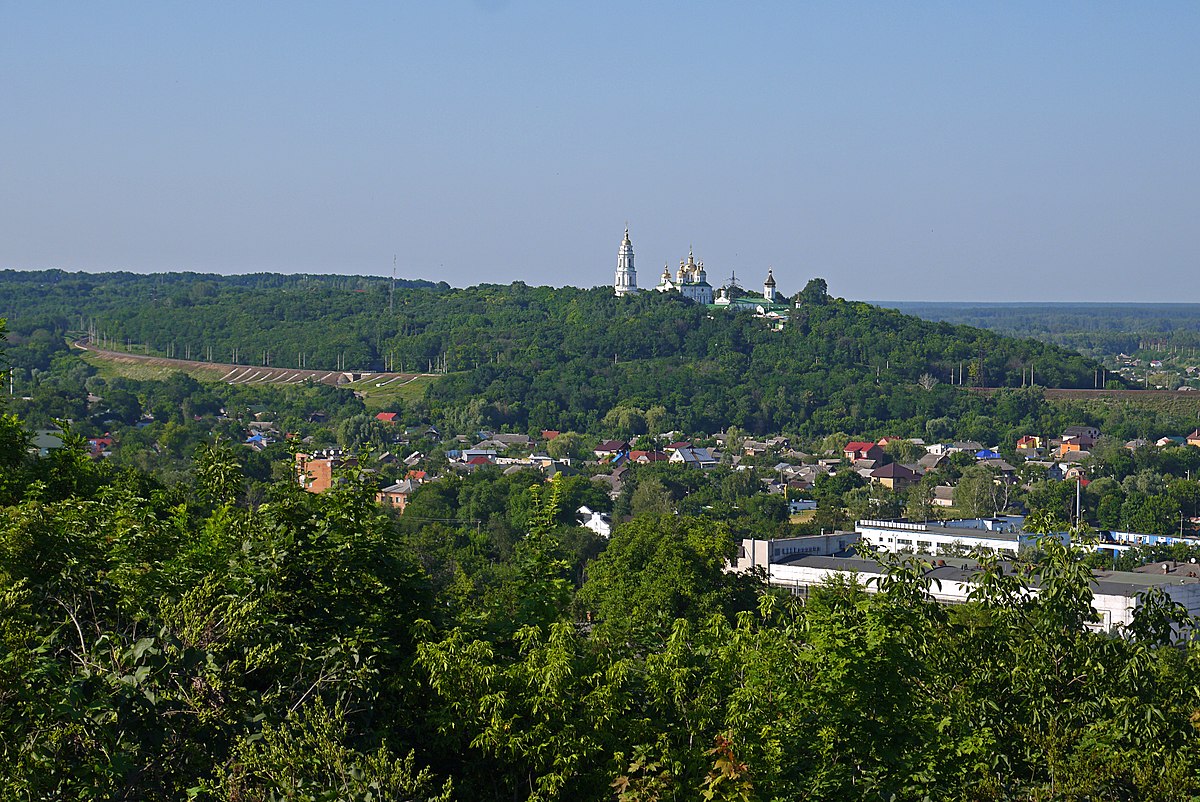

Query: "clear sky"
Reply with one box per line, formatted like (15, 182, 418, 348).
(2, 2, 1197, 301)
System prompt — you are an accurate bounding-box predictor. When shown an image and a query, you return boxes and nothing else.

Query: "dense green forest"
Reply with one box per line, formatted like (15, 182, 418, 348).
(1, 270, 1112, 437)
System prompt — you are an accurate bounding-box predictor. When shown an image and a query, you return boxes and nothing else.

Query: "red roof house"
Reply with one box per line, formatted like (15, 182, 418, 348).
(844, 441, 885, 461)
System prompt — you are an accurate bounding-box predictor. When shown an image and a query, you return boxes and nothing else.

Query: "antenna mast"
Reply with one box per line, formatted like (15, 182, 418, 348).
(390, 254, 396, 314)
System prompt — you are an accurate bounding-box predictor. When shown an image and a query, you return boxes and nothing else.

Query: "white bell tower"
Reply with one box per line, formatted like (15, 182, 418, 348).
(614, 227, 638, 296)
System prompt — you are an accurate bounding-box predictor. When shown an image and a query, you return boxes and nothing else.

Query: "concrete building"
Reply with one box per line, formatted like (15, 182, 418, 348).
(296, 450, 356, 493)
(733, 533, 860, 574)
(759, 554, 1200, 636)
(855, 516, 1069, 556)
(377, 479, 416, 511)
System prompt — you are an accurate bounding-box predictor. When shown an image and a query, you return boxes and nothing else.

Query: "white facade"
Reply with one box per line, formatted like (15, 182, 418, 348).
(855, 517, 1069, 556)
(763, 268, 777, 302)
(614, 228, 638, 296)
(733, 533, 858, 573)
(654, 249, 713, 305)
(762, 556, 1200, 636)
(578, 505, 612, 538)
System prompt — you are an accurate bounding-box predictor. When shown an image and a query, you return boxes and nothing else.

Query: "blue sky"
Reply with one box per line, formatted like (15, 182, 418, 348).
(1, 2, 1196, 301)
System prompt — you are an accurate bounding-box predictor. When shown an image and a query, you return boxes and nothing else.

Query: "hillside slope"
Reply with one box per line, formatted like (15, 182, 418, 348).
(1, 269, 1109, 436)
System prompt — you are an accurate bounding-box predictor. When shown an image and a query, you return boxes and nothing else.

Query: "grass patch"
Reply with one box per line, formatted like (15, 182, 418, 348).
(77, 351, 229, 382)
(353, 375, 439, 410)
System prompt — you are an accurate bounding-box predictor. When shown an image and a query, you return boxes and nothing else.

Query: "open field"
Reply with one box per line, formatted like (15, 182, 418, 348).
(346, 373, 440, 409)
(72, 340, 438, 402)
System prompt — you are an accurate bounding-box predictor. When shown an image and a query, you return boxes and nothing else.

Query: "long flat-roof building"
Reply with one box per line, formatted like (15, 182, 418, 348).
(856, 516, 1069, 556)
(761, 553, 1200, 636)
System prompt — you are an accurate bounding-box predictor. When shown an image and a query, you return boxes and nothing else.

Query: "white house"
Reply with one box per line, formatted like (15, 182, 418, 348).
(670, 446, 719, 469)
(578, 506, 612, 538)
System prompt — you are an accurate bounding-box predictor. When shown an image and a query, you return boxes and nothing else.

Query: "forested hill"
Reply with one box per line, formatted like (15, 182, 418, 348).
(1, 269, 1109, 436)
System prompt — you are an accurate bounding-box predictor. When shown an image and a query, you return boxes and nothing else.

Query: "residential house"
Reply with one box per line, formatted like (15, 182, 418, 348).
(377, 479, 416, 511)
(932, 486, 956, 507)
(671, 446, 719, 469)
(492, 433, 534, 448)
(244, 432, 270, 452)
(1059, 435, 1097, 457)
(978, 458, 1019, 483)
(578, 506, 613, 538)
(628, 450, 669, 464)
(917, 452, 948, 473)
(375, 412, 400, 424)
(1064, 425, 1101, 441)
(1187, 429, 1200, 448)
(296, 450, 356, 493)
(871, 462, 919, 491)
(594, 440, 631, 460)
(844, 441, 885, 462)
(87, 435, 114, 459)
(852, 458, 880, 471)
(591, 474, 621, 499)
(1016, 435, 1043, 450)
(1059, 449, 1091, 464)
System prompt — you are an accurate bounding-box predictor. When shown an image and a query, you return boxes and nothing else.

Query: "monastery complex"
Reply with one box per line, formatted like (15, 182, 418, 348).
(612, 228, 792, 321)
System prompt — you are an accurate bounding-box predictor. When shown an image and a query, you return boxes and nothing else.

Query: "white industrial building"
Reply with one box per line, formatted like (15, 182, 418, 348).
(748, 552, 1200, 636)
(855, 517, 1070, 556)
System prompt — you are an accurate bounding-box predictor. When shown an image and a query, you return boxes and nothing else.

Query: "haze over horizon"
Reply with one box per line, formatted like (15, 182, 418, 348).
(2, 3, 1196, 303)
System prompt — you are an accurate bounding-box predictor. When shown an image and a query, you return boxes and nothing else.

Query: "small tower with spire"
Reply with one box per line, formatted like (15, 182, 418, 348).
(763, 268, 777, 302)
(614, 227, 638, 296)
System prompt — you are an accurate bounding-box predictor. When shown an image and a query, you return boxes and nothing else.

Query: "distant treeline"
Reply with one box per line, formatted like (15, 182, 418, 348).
(886, 301, 1200, 356)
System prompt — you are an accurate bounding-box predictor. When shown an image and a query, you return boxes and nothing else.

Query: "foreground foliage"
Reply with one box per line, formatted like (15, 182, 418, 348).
(2, 432, 1200, 800)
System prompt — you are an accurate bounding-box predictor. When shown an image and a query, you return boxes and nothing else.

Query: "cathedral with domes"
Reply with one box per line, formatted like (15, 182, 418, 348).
(654, 248, 714, 305)
(612, 229, 790, 321)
